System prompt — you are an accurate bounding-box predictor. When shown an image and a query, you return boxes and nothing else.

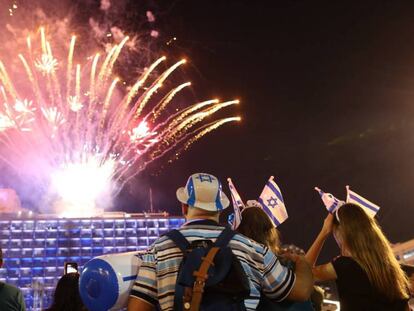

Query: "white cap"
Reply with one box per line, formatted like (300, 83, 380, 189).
(176, 173, 230, 212)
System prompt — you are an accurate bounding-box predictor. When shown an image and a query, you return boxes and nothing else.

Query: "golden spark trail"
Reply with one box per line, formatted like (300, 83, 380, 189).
(103, 36, 129, 83)
(0, 61, 18, 100)
(133, 59, 186, 119)
(73, 64, 82, 149)
(75, 64, 81, 101)
(111, 56, 166, 129)
(164, 100, 239, 139)
(46, 41, 52, 58)
(103, 78, 119, 111)
(89, 53, 100, 103)
(107, 56, 167, 143)
(66, 35, 76, 101)
(125, 56, 166, 107)
(96, 45, 117, 90)
(26, 36, 32, 52)
(154, 99, 219, 133)
(151, 82, 191, 121)
(18, 55, 43, 110)
(40, 27, 47, 54)
(182, 117, 241, 152)
(85, 53, 100, 149)
(0, 86, 7, 103)
(48, 42, 63, 111)
(97, 77, 119, 145)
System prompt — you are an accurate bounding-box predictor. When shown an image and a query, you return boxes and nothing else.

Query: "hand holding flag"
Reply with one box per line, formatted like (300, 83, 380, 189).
(258, 176, 288, 227)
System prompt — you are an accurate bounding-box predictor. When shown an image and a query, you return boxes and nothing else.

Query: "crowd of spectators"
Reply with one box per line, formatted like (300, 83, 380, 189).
(127, 173, 414, 311)
(0, 172, 413, 311)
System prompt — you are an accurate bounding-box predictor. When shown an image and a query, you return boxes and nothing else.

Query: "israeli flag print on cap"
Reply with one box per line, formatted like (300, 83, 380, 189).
(176, 173, 230, 211)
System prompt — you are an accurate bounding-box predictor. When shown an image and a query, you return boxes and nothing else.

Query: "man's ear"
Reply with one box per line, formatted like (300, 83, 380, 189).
(181, 203, 189, 216)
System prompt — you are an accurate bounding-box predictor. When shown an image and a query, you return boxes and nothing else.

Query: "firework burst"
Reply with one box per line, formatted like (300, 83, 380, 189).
(0, 27, 240, 216)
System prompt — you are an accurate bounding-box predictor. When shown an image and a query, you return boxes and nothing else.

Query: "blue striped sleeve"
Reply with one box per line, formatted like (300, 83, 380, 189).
(129, 247, 158, 305)
(261, 247, 296, 301)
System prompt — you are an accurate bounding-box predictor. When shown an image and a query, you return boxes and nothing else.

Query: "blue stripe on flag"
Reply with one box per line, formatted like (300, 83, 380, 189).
(328, 198, 339, 213)
(123, 275, 136, 282)
(328, 200, 338, 213)
(187, 177, 196, 206)
(266, 181, 284, 204)
(258, 197, 281, 226)
(349, 193, 379, 212)
(231, 192, 237, 206)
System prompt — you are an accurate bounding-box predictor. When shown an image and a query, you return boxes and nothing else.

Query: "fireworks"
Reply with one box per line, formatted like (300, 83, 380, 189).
(35, 53, 59, 75)
(0, 27, 240, 216)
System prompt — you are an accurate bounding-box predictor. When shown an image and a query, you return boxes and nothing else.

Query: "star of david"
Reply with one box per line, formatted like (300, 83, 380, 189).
(267, 197, 278, 209)
(196, 174, 215, 183)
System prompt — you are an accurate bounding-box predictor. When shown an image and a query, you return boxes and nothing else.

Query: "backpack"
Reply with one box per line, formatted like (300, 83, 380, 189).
(165, 227, 250, 311)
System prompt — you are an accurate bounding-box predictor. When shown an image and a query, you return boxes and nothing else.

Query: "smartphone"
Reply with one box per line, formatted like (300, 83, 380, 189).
(64, 262, 78, 274)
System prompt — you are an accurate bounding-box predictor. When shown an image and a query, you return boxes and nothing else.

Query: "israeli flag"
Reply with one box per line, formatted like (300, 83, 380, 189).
(227, 178, 244, 230)
(258, 176, 288, 227)
(346, 185, 380, 217)
(314, 187, 344, 213)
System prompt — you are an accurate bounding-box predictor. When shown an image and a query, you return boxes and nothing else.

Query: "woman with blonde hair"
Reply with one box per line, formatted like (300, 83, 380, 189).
(306, 203, 410, 310)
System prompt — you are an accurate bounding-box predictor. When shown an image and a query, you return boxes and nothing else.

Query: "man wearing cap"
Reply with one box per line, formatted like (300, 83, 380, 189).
(128, 173, 314, 311)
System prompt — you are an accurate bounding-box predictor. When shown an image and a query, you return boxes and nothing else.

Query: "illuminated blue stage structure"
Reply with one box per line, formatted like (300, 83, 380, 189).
(0, 212, 184, 310)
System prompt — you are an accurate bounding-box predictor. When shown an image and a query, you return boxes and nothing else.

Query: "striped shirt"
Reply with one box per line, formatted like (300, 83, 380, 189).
(130, 220, 296, 310)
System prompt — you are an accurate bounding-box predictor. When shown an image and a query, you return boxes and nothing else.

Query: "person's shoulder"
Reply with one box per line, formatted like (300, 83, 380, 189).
(1, 282, 21, 294)
(232, 232, 267, 254)
(151, 225, 225, 247)
(332, 256, 362, 276)
(332, 255, 356, 265)
(0, 282, 23, 302)
(154, 226, 267, 255)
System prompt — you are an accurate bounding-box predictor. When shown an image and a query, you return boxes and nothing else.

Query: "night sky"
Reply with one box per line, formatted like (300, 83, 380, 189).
(121, 0, 414, 262)
(1, 0, 414, 262)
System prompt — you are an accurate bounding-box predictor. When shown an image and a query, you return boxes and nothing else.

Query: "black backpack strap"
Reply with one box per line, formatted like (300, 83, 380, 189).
(213, 227, 236, 248)
(165, 229, 190, 253)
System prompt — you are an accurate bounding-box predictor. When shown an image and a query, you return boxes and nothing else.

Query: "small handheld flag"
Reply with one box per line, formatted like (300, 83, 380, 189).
(346, 185, 380, 217)
(314, 187, 344, 213)
(227, 178, 244, 229)
(258, 176, 288, 227)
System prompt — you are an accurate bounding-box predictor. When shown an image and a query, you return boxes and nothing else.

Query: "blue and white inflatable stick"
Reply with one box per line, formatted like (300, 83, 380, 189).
(79, 251, 143, 311)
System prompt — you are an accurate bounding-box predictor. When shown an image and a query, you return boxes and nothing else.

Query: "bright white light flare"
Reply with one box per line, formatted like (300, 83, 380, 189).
(51, 159, 115, 217)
